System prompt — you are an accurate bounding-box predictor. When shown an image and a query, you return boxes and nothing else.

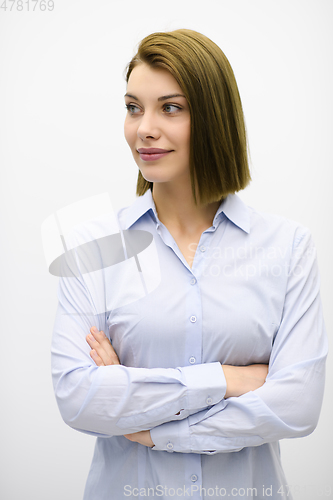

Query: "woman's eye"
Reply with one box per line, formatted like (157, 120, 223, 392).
(164, 104, 181, 113)
(125, 103, 181, 115)
(125, 104, 140, 115)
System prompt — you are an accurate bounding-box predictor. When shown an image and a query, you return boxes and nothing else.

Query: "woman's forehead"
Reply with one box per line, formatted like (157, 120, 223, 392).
(126, 63, 184, 96)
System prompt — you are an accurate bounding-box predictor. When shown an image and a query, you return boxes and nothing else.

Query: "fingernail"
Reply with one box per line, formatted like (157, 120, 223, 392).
(91, 326, 98, 334)
(88, 334, 94, 341)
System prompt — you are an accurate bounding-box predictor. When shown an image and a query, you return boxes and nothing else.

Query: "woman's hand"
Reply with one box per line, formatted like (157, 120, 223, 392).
(222, 364, 268, 398)
(86, 328, 154, 447)
(86, 327, 120, 366)
(124, 430, 155, 448)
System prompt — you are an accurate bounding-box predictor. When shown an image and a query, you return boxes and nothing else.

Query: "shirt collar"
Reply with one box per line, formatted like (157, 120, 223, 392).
(125, 189, 159, 229)
(213, 193, 251, 233)
(125, 189, 250, 234)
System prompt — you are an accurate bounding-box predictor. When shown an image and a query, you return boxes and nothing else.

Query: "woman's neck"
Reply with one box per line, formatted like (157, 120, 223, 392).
(152, 182, 221, 235)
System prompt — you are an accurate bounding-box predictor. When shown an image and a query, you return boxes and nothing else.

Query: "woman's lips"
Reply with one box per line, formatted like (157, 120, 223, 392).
(137, 149, 173, 162)
(139, 152, 172, 161)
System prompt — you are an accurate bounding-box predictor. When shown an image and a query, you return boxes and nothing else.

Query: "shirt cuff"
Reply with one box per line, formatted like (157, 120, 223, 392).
(181, 361, 226, 411)
(150, 418, 191, 453)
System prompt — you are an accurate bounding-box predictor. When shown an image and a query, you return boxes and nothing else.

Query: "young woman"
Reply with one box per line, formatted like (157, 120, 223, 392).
(52, 30, 327, 499)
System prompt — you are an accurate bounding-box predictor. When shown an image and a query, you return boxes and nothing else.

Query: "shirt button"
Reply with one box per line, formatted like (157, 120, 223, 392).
(190, 315, 197, 323)
(206, 397, 213, 405)
(190, 278, 196, 285)
(166, 442, 174, 450)
(200, 245, 206, 252)
(189, 356, 196, 364)
(191, 474, 198, 482)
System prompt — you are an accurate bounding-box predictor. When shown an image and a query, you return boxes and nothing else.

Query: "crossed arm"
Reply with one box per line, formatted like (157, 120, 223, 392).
(86, 327, 269, 448)
(52, 227, 327, 454)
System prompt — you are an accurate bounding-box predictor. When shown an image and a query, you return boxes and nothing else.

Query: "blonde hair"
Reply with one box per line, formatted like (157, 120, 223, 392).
(125, 29, 251, 204)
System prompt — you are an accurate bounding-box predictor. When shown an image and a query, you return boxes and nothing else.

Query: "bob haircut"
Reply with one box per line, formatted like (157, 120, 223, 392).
(125, 29, 251, 205)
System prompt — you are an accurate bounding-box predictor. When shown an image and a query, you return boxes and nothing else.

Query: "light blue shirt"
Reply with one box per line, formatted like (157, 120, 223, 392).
(51, 189, 327, 499)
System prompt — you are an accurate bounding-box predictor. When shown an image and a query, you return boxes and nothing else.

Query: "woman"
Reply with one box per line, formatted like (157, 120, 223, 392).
(52, 30, 327, 499)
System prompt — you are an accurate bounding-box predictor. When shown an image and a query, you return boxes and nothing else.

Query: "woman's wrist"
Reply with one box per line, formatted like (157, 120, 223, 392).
(222, 364, 268, 398)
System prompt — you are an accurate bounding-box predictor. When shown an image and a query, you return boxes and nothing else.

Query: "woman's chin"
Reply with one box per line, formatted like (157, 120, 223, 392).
(139, 170, 171, 184)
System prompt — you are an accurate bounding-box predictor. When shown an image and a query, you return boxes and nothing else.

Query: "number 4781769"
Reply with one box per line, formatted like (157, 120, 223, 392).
(277, 484, 332, 497)
(0, 0, 54, 11)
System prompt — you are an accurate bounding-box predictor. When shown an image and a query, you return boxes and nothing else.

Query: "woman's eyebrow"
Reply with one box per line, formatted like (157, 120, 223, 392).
(158, 93, 186, 101)
(124, 93, 186, 101)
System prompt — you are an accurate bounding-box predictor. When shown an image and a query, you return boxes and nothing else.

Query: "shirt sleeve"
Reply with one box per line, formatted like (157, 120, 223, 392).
(51, 254, 227, 438)
(150, 228, 328, 454)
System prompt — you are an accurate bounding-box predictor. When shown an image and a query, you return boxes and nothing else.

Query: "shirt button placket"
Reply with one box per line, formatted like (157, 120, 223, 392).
(185, 248, 204, 498)
(189, 314, 198, 364)
(184, 455, 202, 499)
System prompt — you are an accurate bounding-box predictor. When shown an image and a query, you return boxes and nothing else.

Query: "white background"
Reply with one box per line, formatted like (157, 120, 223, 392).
(0, 1, 332, 499)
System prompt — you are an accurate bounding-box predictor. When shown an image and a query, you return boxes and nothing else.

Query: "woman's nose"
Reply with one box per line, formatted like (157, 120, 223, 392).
(137, 112, 160, 141)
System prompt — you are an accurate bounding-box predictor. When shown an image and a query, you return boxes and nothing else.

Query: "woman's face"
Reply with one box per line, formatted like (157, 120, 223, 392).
(124, 63, 191, 186)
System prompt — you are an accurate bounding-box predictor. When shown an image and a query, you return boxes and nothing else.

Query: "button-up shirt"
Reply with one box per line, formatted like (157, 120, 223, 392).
(51, 189, 327, 499)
